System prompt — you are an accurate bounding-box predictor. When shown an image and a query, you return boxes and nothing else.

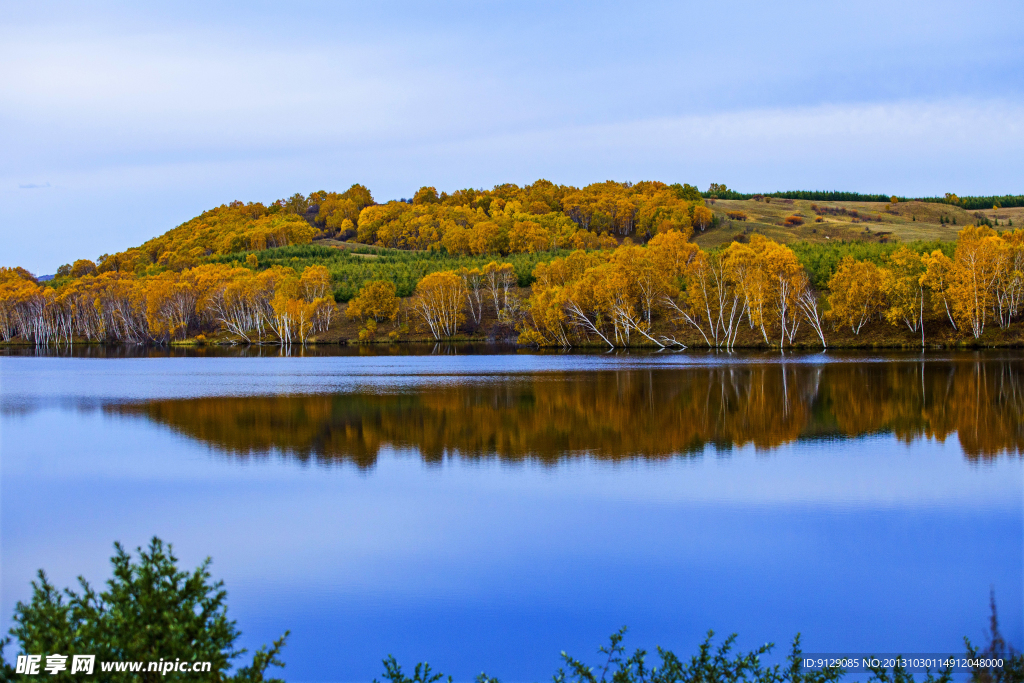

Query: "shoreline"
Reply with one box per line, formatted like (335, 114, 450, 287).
(3, 338, 1023, 350)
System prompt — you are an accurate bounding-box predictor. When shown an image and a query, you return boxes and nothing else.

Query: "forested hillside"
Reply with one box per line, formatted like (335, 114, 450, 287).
(1, 180, 1022, 348)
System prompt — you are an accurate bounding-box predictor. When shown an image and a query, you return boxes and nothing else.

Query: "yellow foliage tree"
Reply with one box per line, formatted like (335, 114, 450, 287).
(826, 257, 886, 334)
(518, 283, 570, 347)
(994, 229, 1024, 327)
(299, 265, 332, 301)
(692, 205, 714, 232)
(723, 236, 805, 345)
(882, 247, 927, 345)
(947, 225, 1006, 337)
(459, 267, 486, 325)
(922, 249, 957, 330)
(346, 280, 400, 324)
(667, 247, 742, 348)
(508, 221, 552, 254)
(412, 271, 466, 339)
(482, 262, 517, 320)
(646, 230, 697, 283)
(468, 222, 503, 255)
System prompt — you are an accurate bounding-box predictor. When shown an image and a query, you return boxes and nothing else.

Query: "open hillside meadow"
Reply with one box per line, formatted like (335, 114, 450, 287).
(2, 181, 1023, 349)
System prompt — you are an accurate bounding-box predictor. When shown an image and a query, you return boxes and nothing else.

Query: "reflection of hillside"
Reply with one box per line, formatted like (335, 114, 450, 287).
(111, 361, 1023, 466)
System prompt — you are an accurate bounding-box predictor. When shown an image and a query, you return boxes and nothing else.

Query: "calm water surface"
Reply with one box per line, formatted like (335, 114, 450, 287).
(1, 350, 1021, 682)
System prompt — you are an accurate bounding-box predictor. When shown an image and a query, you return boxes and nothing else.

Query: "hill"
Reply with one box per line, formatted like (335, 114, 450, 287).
(2, 180, 1021, 350)
(43, 181, 1018, 280)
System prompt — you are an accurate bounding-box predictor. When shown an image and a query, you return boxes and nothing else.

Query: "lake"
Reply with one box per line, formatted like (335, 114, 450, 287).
(1, 349, 1021, 682)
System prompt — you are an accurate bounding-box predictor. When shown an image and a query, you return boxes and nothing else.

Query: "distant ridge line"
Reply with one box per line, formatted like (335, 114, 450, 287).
(703, 189, 1024, 210)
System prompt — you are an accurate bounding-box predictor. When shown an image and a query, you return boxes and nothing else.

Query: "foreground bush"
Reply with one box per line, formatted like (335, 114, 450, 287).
(377, 623, 1023, 683)
(3, 541, 1021, 683)
(1, 538, 288, 682)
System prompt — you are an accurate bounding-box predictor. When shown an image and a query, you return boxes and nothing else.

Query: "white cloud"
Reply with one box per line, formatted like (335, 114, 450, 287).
(2, 2, 1023, 272)
(445, 98, 1023, 164)
(335, 98, 1024, 196)
(3, 95, 1022, 273)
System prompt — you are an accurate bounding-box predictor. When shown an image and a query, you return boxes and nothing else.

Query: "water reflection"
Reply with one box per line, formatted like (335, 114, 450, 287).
(0, 342, 519, 359)
(111, 359, 1024, 464)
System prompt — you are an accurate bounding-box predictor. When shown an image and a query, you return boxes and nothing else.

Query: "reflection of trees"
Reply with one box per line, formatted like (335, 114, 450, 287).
(111, 360, 1023, 467)
(819, 360, 1024, 458)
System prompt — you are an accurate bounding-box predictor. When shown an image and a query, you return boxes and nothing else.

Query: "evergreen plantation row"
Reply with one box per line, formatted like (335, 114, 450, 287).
(1, 180, 1022, 347)
(701, 187, 1024, 211)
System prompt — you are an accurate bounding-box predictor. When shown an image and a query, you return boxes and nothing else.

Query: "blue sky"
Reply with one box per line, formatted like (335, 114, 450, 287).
(2, 0, 1023, 274)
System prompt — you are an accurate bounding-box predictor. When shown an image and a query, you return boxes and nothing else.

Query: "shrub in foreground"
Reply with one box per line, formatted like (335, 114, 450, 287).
(4, 541, 1021, 683)
(377, 622, 1023, 683)
(1, 538, 288, 682)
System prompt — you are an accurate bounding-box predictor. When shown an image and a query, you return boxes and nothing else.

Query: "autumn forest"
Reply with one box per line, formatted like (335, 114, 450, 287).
(2, 180, 1023, 348)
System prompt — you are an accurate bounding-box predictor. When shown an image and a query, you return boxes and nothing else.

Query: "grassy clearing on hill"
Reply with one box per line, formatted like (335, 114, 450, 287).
(694, 199, 978, 249)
